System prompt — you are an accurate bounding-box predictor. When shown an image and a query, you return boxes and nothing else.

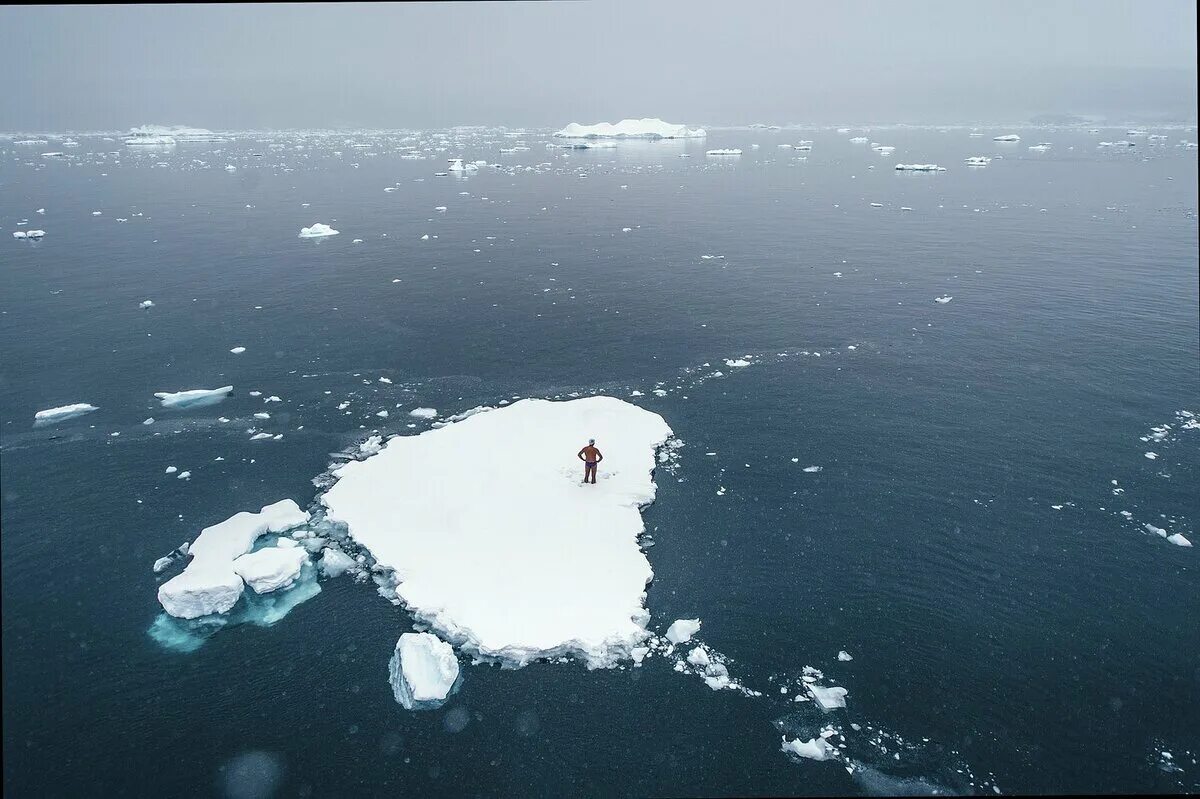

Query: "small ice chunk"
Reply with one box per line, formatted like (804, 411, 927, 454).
(139, 300, 155, 309)
(298, 223, 339, 238)
(1145, 523, 1168, 538)
(803, 466, 823, 473)
(1167, 533, 1192, 547)
(230, 346, 246, 354)
(724, 358, 751, 368)
(809, 684, 849, 711)
(781, 736, 837, 761)
(630, 646, 650, 664)
(686, 646, 710, 666)
(231, 547, 308, 594)
(388, 632, 460, 710)
(319, 547, 358, 578)
(837, 650, 853, 661)
(665, 618, 701, 644)
(152, 556, 174, 573)
(935, 296, 953, 304)
(409, 407, 438, 419)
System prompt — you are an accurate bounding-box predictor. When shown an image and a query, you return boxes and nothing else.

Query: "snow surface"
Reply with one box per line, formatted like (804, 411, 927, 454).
(157, 499, 310, 619)
(321, 396, 673, 667)
(388, 632, 461, 710)
(154, 386, 233, 409)
(553, 118, 706, 140)
(299, 223, 339, 239)
(33, 403, 98, 423)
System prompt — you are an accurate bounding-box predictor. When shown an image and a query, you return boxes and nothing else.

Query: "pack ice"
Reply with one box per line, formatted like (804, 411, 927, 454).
(553, 118, 706, 139)
(157, 500, 310, 619)
(321, 396, 673, 667)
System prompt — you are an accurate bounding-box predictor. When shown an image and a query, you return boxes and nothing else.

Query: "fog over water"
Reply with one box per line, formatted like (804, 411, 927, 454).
(1, 0, 1196, 130)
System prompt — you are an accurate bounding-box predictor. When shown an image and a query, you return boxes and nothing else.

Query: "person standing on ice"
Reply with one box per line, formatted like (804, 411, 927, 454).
(578, 439, 603, 484)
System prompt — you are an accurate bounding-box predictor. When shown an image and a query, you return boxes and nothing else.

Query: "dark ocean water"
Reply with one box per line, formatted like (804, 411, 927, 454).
(2, 127, 1198, 797)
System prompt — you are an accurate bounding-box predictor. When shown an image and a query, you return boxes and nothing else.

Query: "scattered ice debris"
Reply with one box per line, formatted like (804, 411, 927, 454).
(666, 618, 702, 644)
(554, 118, 706, 139)
(782, 735, 838, 761)
(230, 346, 246, 354)
(154, 386, 233, 409)
(934, 296, 953, 304)
(388, 632, 461, 710)
(157, 499, 310, 619)
(894, 164, 945, 172)
(408, 407, 438, 419)
(992, 134, 1020, 142)
(33, 403, 98, 424)
(139, 299, 155, 309)
(320, 396, 672, 668)
(298, 223, 339, 239)
(706, 149, 743, 156)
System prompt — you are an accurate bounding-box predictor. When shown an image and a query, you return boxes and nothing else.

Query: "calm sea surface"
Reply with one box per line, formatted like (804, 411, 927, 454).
(2, 127, 1198, 796)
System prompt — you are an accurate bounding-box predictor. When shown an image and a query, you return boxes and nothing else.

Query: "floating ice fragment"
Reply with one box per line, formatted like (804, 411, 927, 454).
(782, 736, 837, 761)
(408, 407, 438, 419)
(809, 684, 849, 711)
(232, 546, 308, 594)
(935, 296, 953, 304)
(554, 118, 706, 139)
(388, 632, 460, 710)
(666, 618, 702, 644)
(139, 300, 155, 309)
(230, 346, 246, 354)
(993, 134, 1021, 142)
(298, 223, 339, 238)
(34, 403, 98, 424)
(1145, 523, 1168, 538)
(803, 466, 823, 473)
(894, 164, 945, 172)
(154, 386, 233, 409)
(1168, 534, 1192, 547)
(319, 547, 358, 578)
(706, 149, 743, 156)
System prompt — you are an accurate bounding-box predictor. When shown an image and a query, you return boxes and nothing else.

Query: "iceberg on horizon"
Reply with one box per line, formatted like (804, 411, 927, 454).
(993, 134, 1021, 142)
(553, 118, 706, 139)
(895, 163, 946, 172)
(320, 396, 673, 668)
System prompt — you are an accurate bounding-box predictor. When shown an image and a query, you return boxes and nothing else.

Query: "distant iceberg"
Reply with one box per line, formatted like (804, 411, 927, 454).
(992, 134, 1021, 142)
(127, 124, 225, 143)
(553, 118, 706, 139)
(895, 163, 945, 172)
(706, 149, 742, 156)
(964, 156, 992, 166)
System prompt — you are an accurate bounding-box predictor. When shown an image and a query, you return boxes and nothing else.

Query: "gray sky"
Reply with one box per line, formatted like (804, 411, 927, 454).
(2, 1, 1195, 131)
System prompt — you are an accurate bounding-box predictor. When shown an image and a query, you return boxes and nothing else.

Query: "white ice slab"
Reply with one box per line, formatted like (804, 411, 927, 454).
(782, 736, 837, 761)
(232, 546, 308, 594)
(388, 632, 461, 709)
(299, 223, 339, 239)
(321, 396, 672, 667)
(33, 403, 98, 424)
(154, 386, 233, 409)
(666, 618, 701, 644)
(157, 499, 310, 619)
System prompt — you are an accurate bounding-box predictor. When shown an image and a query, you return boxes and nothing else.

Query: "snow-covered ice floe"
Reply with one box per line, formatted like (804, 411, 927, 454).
(33, 403, 98, 424)
(782, 735, 838, 761)
(321, 396, 673, 667)
(895, 163, 945, 172)
(554, 118, 706, 139)
(388, 632, 461, 710)
(157, 499, 310, 619)
(154, 385, 233, 409)
(299, 223, 339, 239)
(13, 229, 45, 240)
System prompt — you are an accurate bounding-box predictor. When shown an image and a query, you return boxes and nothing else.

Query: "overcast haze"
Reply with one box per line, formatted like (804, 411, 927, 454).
(1, 0, 1196, 131)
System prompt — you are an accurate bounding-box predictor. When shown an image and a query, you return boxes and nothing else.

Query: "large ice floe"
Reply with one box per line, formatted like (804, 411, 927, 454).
(553, 118, 706, 139)
(157, 500, 310, 619)
(388, 632, 462, 710)
(321, 396, 673, 667)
